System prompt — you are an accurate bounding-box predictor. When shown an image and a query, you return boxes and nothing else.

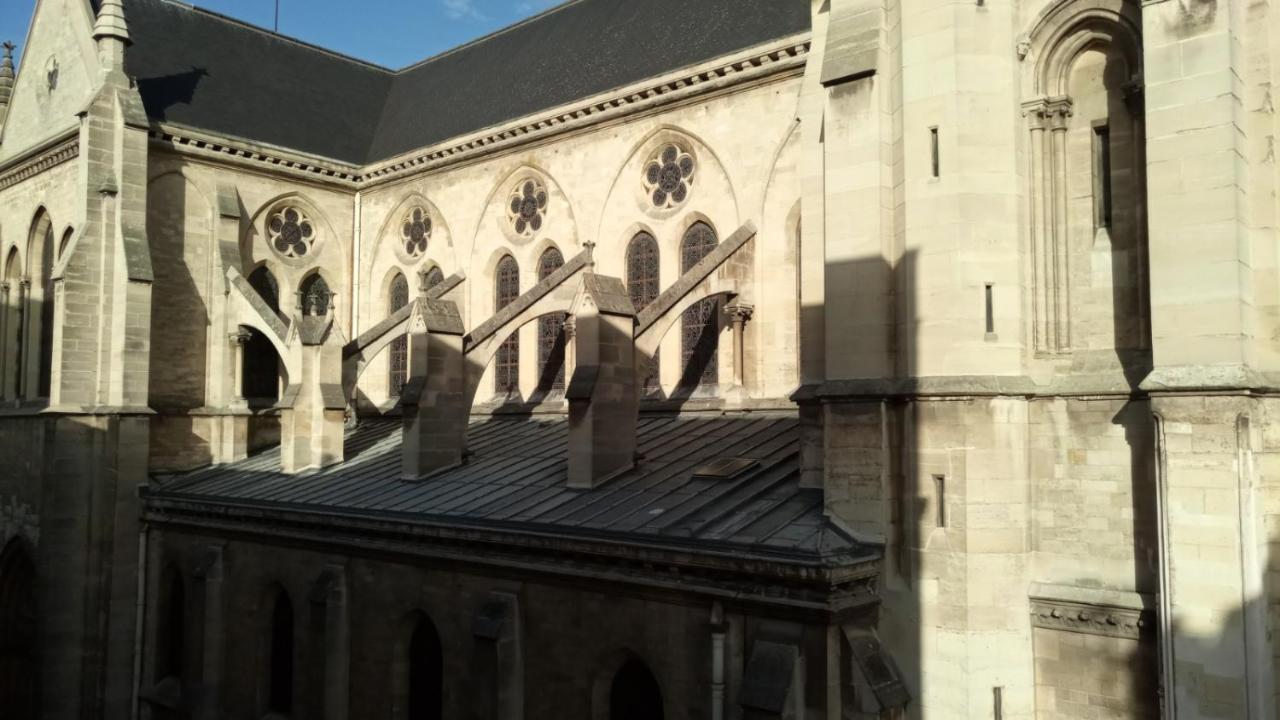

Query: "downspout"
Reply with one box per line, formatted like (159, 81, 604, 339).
(351, 191, 362, 338)
(711, 601, 726, 720)
(130, 524, 149, 720)
(1153, 413, 1175, 720)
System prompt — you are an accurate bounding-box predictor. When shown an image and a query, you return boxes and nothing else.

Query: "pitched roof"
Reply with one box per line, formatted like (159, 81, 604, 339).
(148, 413, 871, 564)
(118, 0, 810, 164)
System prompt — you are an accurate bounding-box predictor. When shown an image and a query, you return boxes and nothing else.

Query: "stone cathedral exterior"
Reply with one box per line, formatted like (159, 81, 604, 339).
(0, 0, 1274, 717)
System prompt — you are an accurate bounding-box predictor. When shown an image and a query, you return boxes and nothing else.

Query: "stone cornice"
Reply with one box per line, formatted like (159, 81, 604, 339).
(142, 492, 879, 616)
(1029, 584, 1154, 640)
(0, 131, 79, 192)
(145, 34, 810, 191)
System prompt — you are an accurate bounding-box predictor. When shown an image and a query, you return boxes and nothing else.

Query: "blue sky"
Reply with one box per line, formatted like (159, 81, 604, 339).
(1, 0, 561, 69)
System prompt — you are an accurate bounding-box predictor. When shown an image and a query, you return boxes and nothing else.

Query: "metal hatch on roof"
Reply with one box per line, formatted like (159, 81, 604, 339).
(692, 457, 759, 480)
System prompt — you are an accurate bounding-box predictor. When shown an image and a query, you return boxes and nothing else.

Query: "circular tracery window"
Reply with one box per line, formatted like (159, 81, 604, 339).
(508, 179, 548, 236)
(644, 144, 695, 209)
(400, 207, 432, 258)
(268, 206, 316, 259)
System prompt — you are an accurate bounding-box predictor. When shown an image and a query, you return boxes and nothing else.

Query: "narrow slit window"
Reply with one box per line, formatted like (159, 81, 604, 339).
(929, 127, 940, 178)
(1093, 124, 1112, 229)
(933, 474, 947, 528)
(994, 686, 1004, 720)
(985, 283, 995, 335)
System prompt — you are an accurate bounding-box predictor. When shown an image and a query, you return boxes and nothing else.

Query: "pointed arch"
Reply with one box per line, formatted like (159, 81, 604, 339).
(494, 254, 521, 396)
(0, 536, 37, 719)
(156, 564, 185, 682)
(679, 221, 720, 392)
(299, 271, 333, 317)
(265, 586, 295, 716)
(243, 265, 284, 403)
(1, 246, 23, 400)
(626, 232, 661, 395)
(536, 245, 566, 393)
(407, 612, 443, 720)
(387, 271, 411, 397)
(26, 207, 55, 399)
(610, 657, 663, 720)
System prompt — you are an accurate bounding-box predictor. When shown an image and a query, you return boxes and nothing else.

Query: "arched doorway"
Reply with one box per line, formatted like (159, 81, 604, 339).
(0, 538, 37, 719)
(407, 614, 443, 720)
(610, 657, 663, 720)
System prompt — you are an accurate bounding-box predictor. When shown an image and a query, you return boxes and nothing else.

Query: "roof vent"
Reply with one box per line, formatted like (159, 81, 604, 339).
(692, 457, 758, 480)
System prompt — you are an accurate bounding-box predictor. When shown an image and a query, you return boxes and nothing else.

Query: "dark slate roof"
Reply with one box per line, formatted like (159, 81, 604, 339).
(125, 0, 393, 163)
(366, 0, 812, 161)
(117, 0, 810, 164)
(149, 413, 870, 562)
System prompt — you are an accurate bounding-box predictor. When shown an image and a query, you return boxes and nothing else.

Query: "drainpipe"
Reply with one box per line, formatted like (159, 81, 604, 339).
(1153, 413, 1175, 720)
(351, 191, 362, 338)
(711, 601, 726, 720)
(131, 524, 149, 720)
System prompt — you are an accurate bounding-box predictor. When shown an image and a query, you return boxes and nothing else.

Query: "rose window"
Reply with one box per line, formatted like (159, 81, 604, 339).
(644, 145, 695, 208)
(401, 207, 432, 257)
(268, 206, 315, 259)
(508, 179, 548, 236)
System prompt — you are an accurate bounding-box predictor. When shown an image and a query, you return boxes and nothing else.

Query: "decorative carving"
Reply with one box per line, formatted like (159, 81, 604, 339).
(644, 144, 696, 208)
(1030, 597, 1150, 640)
(507, 179, 548, 236)
(400, 206, 431, 258)
(1016, 35, 1031, 61)
(724, 303, 754, 324)
(0, 137, 79, 192)
(228, 330, 252, 346)
(268, 206, 317, 259)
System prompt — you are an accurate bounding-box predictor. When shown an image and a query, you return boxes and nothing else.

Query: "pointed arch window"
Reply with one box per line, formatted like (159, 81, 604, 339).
(537, 248, 566, 393)
(32, 215, 54, 399)
(268, 591, 294, 715)
(495, 255, 520, 396)
(610, 657, 663, 720)
(300, 274, 332, 317)
(423, 267, 445, 293)
(407, 614, 443, 720)
(679, 222, 719, 391)
(244, 267, 282, 403)
(157, 567, 185, 682)
(626, 233, 661, 395)
(388, 273, 411, 398)
(0, 539, 37, 719)
(2, 248, 22, 401)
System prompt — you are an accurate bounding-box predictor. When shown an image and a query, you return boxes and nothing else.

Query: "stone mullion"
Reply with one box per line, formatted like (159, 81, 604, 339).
(0, 281, 9, 401)
(16, 276, 29, 399)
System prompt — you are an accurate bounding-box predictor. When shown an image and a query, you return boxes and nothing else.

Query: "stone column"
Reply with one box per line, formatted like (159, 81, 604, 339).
(1022, 99, 1051, 354)
(0, 281, 9, 402)
(563, 315, 576, 384)
(16, 276, 29, 400)
(724, 303, 753, 390)
(228, 330, 251, 409)
(1047, 97, 1073, 352)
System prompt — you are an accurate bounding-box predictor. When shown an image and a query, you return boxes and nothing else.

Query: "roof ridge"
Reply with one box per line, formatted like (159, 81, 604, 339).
(154, 0, 395, 73)
(393, 0, 585, 74)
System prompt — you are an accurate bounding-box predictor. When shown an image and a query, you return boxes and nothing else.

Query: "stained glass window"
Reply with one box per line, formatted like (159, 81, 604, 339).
(388, 272, 410, 398)
(495, 255, 520, 396)
(300, 274, 331, 317)
(268, 206, 316, 259)
(537, 248, 566, 393)
(424, 266, 445, 293)
(680, 222, 718, 390)
(401, 207, 431, 258)
(644, 144, 696, 209)
(626, 233, 661, 394)
(507, 179, 548, 236)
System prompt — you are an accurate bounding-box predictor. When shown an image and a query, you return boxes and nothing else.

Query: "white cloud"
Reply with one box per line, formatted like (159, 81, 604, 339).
(442, 0, 486, 20)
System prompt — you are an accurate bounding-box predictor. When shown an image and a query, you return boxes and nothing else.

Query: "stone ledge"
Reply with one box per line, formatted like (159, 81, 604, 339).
(1028, 582, 1154, 640)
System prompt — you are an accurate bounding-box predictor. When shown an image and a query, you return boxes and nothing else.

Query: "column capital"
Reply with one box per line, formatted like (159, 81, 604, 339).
(1045, 96, 1073, 130)
(17, 276, 30, 289)
(563, 315, 577, 340)
(228, 329, 252, 346)
(725, 303, 754, 324)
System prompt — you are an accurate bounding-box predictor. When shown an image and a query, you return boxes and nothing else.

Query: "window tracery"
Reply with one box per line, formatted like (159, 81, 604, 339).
(680, 222, 718, 390)
(401, 207, 431, 258)
(268, 206, 316, 259)
(300, 274, 331, 317)
(537, 248, 566, 392)
(644, 144, 696, 209)
(508, 179, 548, 236)
(495, 255, 520, 395)
(626, 233, 661, 394)
(388, 273, 410, 398)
